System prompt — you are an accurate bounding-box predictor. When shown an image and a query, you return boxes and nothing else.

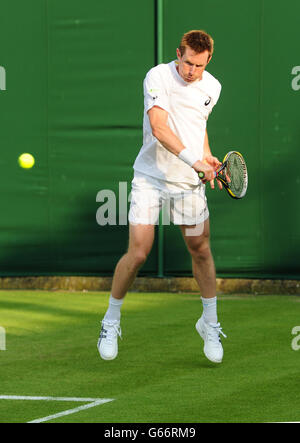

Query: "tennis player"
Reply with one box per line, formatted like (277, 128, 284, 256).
(98, 30, 227, 363)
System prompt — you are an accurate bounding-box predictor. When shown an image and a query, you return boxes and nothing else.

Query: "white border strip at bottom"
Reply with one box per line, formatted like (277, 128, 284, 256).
(0, 395, 114, 423)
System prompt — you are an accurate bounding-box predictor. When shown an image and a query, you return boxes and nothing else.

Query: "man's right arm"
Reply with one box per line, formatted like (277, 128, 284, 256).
(147, 106, 215, 180)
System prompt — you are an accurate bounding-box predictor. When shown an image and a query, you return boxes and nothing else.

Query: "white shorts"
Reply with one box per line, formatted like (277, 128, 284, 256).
(128, 171, 209, 226)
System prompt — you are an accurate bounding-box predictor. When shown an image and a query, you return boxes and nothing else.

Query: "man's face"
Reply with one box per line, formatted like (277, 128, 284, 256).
(176, 47, 211, 83)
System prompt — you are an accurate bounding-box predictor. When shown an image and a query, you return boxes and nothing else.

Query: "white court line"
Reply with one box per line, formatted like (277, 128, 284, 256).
(0, 395, 104, 402)
(0, 395, 114, 423)
(28, 399, 113, 423)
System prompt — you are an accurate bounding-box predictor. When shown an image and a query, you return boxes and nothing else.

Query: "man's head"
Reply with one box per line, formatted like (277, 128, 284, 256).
(176, 30, 214, 83)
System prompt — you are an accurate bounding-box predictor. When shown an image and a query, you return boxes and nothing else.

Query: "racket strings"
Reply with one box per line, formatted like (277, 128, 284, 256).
(226, 154, 247, 198)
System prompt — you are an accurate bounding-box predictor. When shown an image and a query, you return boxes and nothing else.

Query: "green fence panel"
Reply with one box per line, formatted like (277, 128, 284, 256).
(0, 0, 50, 274)
(0, 0, 299, 278)
(259, 0, 300, 278)
(161, 0, 300, 279)
(47, 0, 156, 275)
(0, 0, 157, 275)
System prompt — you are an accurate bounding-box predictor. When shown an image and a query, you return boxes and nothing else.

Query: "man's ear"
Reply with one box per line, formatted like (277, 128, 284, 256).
(176, 48, 181, 60)
(207, 54, 212, 64)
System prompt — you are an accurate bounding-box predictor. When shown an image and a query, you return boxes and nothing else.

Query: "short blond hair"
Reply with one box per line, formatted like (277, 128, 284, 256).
(179, 30, 214, 57)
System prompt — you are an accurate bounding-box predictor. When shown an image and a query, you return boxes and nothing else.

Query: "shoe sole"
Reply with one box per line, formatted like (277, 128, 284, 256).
(196, 320, 222, 364)
(99, 352, 117, 361)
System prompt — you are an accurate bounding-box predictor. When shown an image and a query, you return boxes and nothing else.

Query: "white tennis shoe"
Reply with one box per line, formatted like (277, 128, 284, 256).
(97, 320, 122, 361)
(196, 316, 227, 363)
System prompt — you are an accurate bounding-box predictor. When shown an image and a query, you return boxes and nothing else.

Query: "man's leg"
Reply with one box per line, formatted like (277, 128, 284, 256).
(110, 223, 155, 300)
(98, 223, 155, 360)
(180, 218, 216, 301)
(180, 219, 226, 363)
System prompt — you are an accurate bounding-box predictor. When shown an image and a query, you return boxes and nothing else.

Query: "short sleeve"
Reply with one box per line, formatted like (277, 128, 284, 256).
(144, 66, 170, 114)
(213, 81, 222, 106)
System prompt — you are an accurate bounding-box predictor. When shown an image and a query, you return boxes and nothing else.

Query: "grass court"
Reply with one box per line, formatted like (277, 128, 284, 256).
(0, 290, 299, 423)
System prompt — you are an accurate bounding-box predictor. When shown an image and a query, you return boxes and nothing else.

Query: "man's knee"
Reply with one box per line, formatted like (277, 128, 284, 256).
(127, 224, 154, 271)
(188, 239, 212, 262)
(128, 249, 149, 270)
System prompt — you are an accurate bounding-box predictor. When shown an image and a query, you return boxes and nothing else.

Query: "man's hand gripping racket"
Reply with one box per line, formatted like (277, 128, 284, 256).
(199, 151, 248, 199)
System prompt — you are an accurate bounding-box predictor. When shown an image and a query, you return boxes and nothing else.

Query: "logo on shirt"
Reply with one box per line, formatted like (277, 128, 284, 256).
(149, 88, 159, 100)
(204, 97, 211, 106)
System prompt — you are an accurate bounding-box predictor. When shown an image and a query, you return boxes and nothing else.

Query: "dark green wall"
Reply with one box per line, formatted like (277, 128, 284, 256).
(0, 0, 299, 278)
(162, 0, 300, 278)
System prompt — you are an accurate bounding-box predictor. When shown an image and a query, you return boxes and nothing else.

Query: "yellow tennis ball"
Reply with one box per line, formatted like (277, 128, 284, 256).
(18, 153, 35, 169)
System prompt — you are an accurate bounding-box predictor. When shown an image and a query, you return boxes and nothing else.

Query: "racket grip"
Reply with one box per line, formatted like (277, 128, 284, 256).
(198, 171, 217, 180)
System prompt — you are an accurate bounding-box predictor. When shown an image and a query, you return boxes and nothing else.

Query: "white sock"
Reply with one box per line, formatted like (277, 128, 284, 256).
(201, 296, 218, 324)
(103, 294, 124, 323)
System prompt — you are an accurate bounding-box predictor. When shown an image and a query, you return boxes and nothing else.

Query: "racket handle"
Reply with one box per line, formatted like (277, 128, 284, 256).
(198, 171, 217, 180)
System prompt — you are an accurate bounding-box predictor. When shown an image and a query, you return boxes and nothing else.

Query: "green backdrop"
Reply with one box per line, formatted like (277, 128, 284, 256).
(0, 0, 299, 279)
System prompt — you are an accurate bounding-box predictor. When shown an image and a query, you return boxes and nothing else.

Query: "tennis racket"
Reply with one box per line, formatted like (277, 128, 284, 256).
(199, 151, 248, 199)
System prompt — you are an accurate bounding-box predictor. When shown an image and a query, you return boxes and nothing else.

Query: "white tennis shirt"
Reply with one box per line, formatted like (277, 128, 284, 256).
(133, 60, 222, 185)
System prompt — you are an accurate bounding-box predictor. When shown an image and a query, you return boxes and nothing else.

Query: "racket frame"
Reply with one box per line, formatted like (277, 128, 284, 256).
(199, 151, 248, 199)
